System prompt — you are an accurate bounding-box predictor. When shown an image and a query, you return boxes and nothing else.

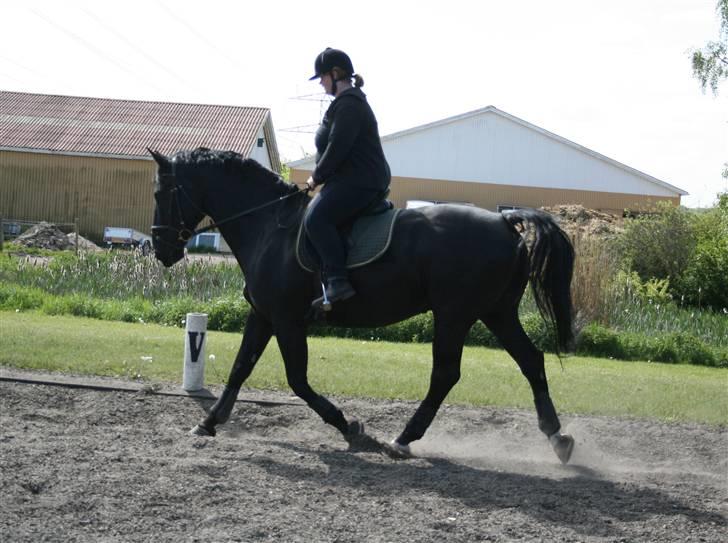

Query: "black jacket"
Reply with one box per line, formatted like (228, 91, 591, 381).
(312, 88, 391, 190)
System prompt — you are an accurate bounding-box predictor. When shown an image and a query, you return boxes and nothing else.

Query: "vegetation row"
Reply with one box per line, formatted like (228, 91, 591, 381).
(1, 193, 726, 368)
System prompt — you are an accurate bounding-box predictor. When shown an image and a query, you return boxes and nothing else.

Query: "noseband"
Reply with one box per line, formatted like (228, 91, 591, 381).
(152, 171, 309, 245)
(152, 172, 203, 244)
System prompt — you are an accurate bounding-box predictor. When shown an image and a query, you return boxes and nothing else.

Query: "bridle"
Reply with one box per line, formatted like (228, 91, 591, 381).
(152, 170, 309, 245)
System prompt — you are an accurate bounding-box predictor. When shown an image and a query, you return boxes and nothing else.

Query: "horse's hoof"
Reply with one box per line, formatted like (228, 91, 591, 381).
(190, 424, 216, 437)
(384, 439, 413, 460)
(549, 432, 574, 464)
(346, 419, 365, 437)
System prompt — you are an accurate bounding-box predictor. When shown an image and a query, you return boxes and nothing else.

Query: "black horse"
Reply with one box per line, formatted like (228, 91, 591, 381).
(150, 147, 576, 463)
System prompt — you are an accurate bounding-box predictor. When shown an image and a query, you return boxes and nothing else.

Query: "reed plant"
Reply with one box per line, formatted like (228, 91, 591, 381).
(0, 249, 244, 301)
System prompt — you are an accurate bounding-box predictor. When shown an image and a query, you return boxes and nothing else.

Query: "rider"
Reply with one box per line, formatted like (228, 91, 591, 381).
(304, 47, 391, 306)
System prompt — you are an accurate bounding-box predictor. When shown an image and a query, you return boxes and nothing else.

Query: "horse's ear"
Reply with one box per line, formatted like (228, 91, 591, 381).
(147, 148, 171, 170)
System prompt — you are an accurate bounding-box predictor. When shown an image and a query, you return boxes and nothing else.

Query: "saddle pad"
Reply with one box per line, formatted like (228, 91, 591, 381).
(296, 208, 401, 273)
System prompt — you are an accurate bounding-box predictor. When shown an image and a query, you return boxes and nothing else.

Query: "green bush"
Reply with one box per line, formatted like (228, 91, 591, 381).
(611, 270, 673, 305)
(206, 295, 250, 332)
(616, 194, 728, 310)
(618, 202, 695, 284)
(673, 200, 728, 310)
(576, 323, 723, 367)
(0, 283, 46, 311)
(148, 297, 200, 327)
(466, 321, 498, 348)
(41, 294, 104, 319)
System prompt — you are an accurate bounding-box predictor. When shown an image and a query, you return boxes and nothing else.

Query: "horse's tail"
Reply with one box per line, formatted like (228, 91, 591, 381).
(502, 209, 575, 354)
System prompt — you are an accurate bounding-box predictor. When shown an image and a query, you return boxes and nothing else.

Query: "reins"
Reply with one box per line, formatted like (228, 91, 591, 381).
(185, 185, 309, 239)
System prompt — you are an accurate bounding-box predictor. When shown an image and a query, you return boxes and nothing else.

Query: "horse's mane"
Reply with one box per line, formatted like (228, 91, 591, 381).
(173, 147, 298, 195)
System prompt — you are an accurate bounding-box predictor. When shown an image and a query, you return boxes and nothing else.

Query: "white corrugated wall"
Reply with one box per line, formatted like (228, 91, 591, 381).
(381, 111, 678, 198)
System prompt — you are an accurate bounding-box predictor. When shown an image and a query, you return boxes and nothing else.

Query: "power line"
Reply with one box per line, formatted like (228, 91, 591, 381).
(288, 92, 330, 102)
(155, 1, 247, 73)
(278, 124, 318, 134)
(0, 54, 46, 78)
(28, 6, 167, 94)
(79, 6, 205, 94)
(0, 71, 26, 86)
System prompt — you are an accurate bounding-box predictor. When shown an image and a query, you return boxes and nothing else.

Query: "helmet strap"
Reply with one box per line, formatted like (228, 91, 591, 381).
(329, 71, 350, 97)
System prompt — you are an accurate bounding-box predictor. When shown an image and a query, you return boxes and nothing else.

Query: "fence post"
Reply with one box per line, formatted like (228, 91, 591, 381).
(183, 313, 208, 391)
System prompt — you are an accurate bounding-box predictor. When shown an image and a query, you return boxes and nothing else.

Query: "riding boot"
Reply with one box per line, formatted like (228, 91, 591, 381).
(325, 276, 356, 302)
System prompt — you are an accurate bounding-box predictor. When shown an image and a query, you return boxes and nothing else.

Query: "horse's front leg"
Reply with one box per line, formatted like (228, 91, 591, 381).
(390, 315, 473, 457)
(274, 321, 360, 439)
(191, 310, 273, 436)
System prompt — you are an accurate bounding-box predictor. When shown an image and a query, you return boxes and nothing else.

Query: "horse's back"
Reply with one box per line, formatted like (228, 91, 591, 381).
(395, 204, 520, 257)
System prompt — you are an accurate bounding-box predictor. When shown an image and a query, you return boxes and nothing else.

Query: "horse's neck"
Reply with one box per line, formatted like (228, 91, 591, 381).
(207, 183, 301, 275)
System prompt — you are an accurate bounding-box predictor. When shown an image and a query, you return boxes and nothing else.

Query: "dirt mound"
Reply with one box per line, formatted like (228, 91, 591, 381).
(65, 232, 102, 252)
(14, 222, 72, 250)
(541, 204, 623, 238)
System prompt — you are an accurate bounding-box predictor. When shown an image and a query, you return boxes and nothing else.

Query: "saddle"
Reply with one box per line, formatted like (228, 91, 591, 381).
(296, 192, 401, 273)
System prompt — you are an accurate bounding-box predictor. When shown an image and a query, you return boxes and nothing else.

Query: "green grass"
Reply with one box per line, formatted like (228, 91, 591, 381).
(1, 311, 725, 426)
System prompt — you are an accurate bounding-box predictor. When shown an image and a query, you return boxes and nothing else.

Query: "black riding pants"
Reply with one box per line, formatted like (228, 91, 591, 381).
(303, 182, 381, 278)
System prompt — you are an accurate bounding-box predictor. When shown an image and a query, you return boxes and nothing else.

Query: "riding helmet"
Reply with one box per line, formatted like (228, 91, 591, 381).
(309, 48, 355, 80)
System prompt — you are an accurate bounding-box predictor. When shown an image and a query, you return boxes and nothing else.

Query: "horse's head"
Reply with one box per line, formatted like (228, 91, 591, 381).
(149, 149, 206, 267)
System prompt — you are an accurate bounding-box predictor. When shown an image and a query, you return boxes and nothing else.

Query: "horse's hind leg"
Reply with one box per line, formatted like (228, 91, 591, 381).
(393, 314, 473, 454)
(192, 311, 273, 436)
(482, 309, 574, 464)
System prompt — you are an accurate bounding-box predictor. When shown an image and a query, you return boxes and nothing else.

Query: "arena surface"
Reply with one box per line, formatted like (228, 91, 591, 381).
(0, 371, 725, 542)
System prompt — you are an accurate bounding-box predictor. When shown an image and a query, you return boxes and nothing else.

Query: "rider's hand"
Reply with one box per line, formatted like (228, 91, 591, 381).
(306, 177, 317, 190)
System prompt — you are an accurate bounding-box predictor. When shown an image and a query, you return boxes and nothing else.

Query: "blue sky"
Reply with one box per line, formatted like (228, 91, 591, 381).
(1, 0, 725, 207)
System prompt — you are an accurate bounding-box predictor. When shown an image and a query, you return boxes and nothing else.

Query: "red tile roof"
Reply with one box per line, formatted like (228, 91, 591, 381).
(0, 91, 274, 161)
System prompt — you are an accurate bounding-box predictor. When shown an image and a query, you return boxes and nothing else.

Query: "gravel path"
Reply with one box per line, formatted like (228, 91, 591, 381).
(0, 372, 725, 542)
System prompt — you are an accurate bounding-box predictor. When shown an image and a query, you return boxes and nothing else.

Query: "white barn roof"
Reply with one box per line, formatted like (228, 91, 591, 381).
(288, 106, 687, 198)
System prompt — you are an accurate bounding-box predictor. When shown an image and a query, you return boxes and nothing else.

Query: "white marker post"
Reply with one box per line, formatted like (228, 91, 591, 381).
(183, 312, 208, 391)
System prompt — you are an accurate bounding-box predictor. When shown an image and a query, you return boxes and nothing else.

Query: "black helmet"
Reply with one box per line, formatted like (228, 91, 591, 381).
(309, 48, 354, 80)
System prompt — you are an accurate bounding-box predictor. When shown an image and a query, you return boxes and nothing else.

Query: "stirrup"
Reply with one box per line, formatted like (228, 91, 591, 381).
(312, 280, 355, 311)
(313, 281, 333, 312)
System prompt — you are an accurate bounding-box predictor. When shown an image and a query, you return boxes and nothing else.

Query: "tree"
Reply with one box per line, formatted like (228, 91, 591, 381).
(691, 0, 728, 95)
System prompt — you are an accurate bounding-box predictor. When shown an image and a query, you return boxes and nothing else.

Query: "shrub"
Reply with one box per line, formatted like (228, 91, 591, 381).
(206, 296, 250, 332)
(42, 294, 104, 319)
(611, 270, 673, 305)
(618, 202, 696, 283)
(466, 321, 498, 348)
(673, 198, 728, 310)
(576, 323, 721, 366)
(149, 297, 200, 327)
(575, 323, 626, 359)
(0, 283, 46, 311)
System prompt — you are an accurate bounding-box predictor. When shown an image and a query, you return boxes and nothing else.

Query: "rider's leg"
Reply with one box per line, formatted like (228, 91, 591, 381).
(303, 182, 379, 302)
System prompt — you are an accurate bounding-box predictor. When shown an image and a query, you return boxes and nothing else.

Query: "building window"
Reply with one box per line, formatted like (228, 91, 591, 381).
(257, 138, 264, 148)
(497, 204, 522, 213)
(406, 200, 475, 209)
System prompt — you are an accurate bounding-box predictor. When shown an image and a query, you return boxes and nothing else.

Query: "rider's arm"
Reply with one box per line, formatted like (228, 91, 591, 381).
(312, 99, 362, 184)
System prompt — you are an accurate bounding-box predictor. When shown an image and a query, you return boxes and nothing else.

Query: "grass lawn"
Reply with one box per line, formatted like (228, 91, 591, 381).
(1, 310, 726, 425)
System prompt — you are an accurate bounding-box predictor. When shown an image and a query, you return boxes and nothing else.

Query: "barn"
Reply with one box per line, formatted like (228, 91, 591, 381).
(0, 90, 280, 242)
(288, 106, 687, 213)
